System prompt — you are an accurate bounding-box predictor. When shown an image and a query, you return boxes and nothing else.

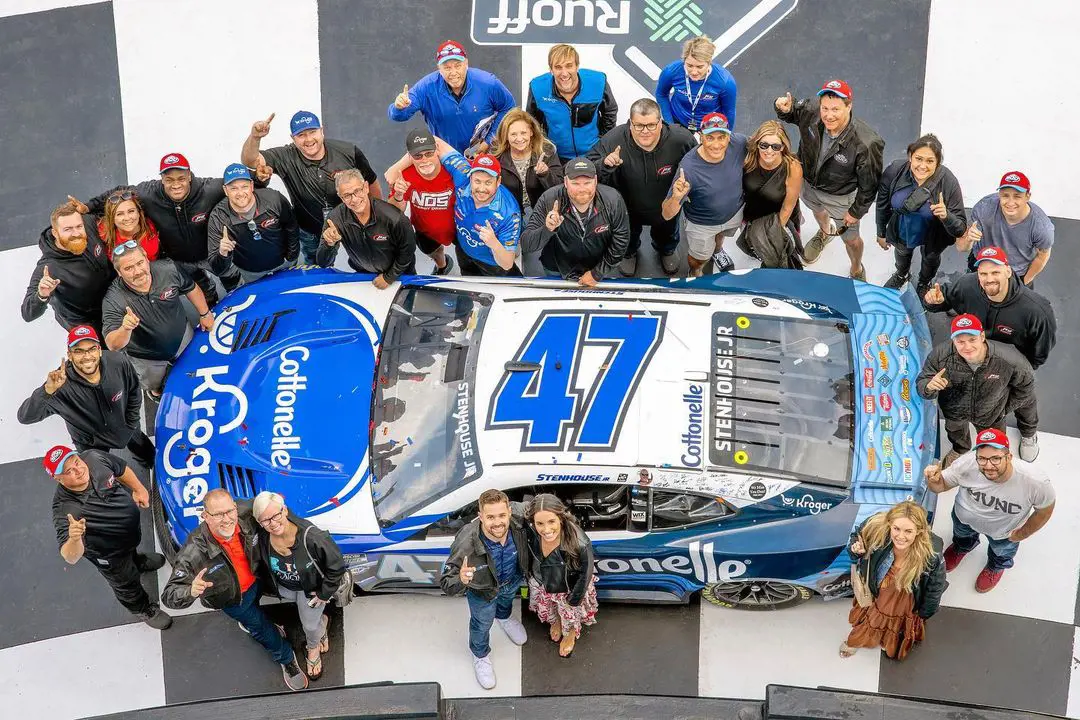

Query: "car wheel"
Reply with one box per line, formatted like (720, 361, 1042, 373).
(151, 479, 180, 565)
(702, 580, 813, 611)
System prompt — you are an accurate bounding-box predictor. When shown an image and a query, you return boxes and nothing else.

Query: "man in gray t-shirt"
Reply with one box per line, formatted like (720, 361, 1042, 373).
(925, 427, 1055, 593)
(958, 170, 1054, 285)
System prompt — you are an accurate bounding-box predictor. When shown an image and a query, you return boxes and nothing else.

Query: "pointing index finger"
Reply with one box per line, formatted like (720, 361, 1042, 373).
(552, 199, 560, 214)
(265, 112, 275, 124)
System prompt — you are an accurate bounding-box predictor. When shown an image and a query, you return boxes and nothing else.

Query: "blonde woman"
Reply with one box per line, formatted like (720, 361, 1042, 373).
(490, 108, 563, 216)
(654, 36, 738, 133)
(843, 501, 947, 660)
(739, 120, 803, 268)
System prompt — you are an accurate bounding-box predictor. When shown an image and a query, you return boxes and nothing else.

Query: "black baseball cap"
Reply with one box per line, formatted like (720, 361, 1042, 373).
(565, 157, 597, 179)
(406, 129, 437, 156)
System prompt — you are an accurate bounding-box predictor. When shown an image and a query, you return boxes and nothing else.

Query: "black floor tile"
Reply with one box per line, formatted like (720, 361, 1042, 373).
(520, 597, 700, 697)
(877, 606, 1072, 716)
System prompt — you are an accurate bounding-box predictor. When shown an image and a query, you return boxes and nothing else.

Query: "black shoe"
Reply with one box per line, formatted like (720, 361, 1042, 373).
(712, 250, 735, 273)
(136, 552, 167, 573)
(915, 281, 931, 299)
(883, 272, 909, 290)
(431, 254, 455, 276)
(141, 606, 173, 630)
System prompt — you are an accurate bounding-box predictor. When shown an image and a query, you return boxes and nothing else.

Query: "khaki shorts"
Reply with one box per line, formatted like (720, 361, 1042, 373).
(684, 207, 744, 261)
(801, 185, 859, 240)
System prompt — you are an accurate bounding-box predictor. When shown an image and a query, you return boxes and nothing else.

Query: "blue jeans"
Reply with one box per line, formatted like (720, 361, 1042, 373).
(466, 580, 520, 658)
(221, 583, 295, 665)
(298, 229, 319, 265)
(951, 508, 1020, 570)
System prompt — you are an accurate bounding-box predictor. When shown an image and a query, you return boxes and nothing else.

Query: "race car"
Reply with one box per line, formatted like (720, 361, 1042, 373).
(154, 268, 938, 610)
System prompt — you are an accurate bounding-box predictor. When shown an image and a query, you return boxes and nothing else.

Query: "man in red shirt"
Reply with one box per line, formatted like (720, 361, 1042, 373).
(386, 129, 456, 275)
(162, 489, 308, 691)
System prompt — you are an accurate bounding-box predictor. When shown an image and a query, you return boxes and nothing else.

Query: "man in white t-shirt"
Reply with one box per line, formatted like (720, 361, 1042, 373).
(924, 427, 1055, 593)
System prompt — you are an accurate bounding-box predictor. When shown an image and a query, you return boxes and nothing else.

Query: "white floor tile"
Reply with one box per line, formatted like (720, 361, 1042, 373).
(342, 593, 522, 698)
(698, 597, 879, 700)
(933, 429, 1080, 625)
(0, 623, 165, 719)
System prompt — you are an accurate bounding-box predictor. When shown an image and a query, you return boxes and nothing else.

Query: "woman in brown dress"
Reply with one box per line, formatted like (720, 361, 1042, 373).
(843, 500, 947, 660)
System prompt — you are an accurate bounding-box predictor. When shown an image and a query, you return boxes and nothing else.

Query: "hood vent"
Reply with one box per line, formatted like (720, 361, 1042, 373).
(232, 309, 295, 351)
(217, 463, 261, 499)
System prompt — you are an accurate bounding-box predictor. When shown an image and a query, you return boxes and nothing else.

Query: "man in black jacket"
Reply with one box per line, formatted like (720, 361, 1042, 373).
(317, 169, 416, 287)
(923, 247, 1056, 369)
(161, 489, 308, 691)
(521, 158, 630, 285)
(916, 314, 1039, 466)
(776, 79, 884, 280)
(439, 489, 529, 690)
(587, 98, 696, 277)
(207, 164, 299, 284)
(18, 325, 153, 466)
(21, 203, 114, 333)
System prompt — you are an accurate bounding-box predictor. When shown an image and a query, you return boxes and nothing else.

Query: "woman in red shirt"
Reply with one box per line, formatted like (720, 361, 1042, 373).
(98, 191, 160, 260)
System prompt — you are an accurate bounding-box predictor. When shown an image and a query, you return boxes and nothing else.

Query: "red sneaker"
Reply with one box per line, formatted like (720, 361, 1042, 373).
(975, 567, 1004, 593)
(942, 544, 969, 572)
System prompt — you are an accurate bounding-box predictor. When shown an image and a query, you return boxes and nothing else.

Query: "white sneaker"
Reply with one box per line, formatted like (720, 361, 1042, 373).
(496, 617, 528, 645)
(472, 653, 496, 689)
(1019, 434, 1040, 462)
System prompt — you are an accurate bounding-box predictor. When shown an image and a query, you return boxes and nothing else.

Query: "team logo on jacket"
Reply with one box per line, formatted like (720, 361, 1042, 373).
(657, 165, 673, 176)
(259, 217, 279, 229)
(94, 244, 103, 256)
(834, 153, 849, 164)
(160, 287, 178, 300)
(190, 213, 208, 224)
(995, 324, 1014, 336)
(104, 474, 115, 488)
(593, 224, 609, 234)
(372, 233, 389, 243)
(111, 391, 123, 402)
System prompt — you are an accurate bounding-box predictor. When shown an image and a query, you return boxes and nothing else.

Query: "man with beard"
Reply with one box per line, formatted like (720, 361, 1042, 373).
(18, 325, 154, 466)
(525, 43, 618, 162)
(317, 169, 416, 287)
(917, 314, 1039, 466)
(924, 247, 1056, 369)
(22, 202, 114, 332)
(925, 428, 1055, 593)
(384, 129, 456, 275)
(587, 97, 696, 276)
(241, 111, 382, 265)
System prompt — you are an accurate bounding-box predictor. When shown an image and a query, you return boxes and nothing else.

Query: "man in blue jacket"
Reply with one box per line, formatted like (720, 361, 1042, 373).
(389, 41, 516, 156)
(526, 44, 617, 162)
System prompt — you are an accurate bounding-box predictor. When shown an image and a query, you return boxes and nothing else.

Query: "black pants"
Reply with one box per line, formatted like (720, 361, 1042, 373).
(76, 430, 155, 466)
(894, 244, 942, 285)
(455, 247, 522, 277)
(626, 216, 680, 258)
(92, 548, 155, 616)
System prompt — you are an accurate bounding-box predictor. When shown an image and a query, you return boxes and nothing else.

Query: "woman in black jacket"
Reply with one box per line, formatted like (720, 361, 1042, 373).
(253, 491, 347, 680)
(843, 500, 947, 660)
(490, 109, 564, 217)
(526, 494, 597, 658)
(875, 133, 967, 294)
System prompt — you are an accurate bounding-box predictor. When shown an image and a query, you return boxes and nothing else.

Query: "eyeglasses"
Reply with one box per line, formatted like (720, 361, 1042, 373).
(206, 507, 238, 520)
(630, 121, 660, 132)
(758, 141, 784, 152)
(246, 220, 263, 242)
(106, 191, 136, 205)
(69, 344, 101, 358)
(258, 508, 287, 527)
(339, 188, 367, 202)
(975, 454, 1008, 466)
(111, 239, 139, 258)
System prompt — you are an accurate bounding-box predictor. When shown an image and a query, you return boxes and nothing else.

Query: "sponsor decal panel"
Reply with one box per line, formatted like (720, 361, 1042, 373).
(882, 436, 894, 458)
(903, 457, 913, 484)
(876, 333, 890, 346)
(880, 416, 893, 431)
(863, 395, 875, 414)
(896, 336, 910, 349)
(879, 393, 893, 412)
(900, 378, 911, 401)
(878, 351, 889, 371)
(862, 341, 873, 361)
(863, 368, 874, 388)
(900, 406, 912, 423)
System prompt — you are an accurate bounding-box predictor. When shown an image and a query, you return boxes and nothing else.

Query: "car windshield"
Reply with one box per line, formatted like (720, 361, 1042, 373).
(709, 312, 853, 487)
(370, 286, 492, 524)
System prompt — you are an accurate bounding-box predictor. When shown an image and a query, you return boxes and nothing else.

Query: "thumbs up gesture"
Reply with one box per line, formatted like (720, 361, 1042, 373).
(926, 366, 949, 393)
(38, 266, 61, 299)
(323, 219, 342, 246)
(122, 306, 141, 331)
(545, 199, 564, 232)
(534, 153, 550, 176)
(394, 84, 412, 110)
(603, 145, 623, 168)
(66, 195, 90, 214)
(251, 113, 275, 139)
(67, 513, 87, 541)
(459, 556, 475, 585)
(929, 191, 947, 220)
(218, 226, 236, 256)
(392, 176, 411, 201)
(775, 91, 794, 113)
(924, 282, 945, 306)
(45, 359, 67, 395)
(672, 168, 691, 199)
(190, 567, 214, 598)
(254, 157, 273, 183)
(967, 220, 982, 243)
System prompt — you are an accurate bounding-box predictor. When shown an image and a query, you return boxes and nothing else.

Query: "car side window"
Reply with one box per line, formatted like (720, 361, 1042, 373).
(650, 490, 733, 530)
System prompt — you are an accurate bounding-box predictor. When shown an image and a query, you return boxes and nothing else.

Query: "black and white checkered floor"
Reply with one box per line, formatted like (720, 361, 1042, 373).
(1, 1, 1077, 718)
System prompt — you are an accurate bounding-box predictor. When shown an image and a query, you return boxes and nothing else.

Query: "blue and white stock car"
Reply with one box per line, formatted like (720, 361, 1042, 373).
(154, 269, 938, 610)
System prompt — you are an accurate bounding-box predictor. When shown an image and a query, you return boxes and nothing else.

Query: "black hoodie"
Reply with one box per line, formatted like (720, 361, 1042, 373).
(926, 273, 1056, 368)
(21, 216, 115, 331)
(586, 121, 697, 225)
(18, 350, 141, 449)
(521, 183, 630, 280)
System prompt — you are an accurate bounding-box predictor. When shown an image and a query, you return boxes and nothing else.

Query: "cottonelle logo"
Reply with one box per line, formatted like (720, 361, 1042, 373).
(471, 0, 799, 89)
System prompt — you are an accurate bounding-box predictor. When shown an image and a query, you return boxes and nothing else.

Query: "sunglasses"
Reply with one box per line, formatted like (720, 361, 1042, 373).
(246, 220, 263, 241)
(111, 239, 139, 258)
(758, 141, 784, 152)
(106, 191, 136, 205)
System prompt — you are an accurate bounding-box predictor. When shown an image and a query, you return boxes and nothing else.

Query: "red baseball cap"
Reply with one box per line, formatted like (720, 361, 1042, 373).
(974, 427, 1009, 451)
(950, 313, 984, 338)
(973, 246, 1009, 266)
(67, 324, 100, 347)
(818, 79, 853, 99)
(998, 171, 1030, 193)
(435, 40, 467, 65)
(699, 112, 732, 135)
(43, 445, 77, 476)
(469, 153, 501, 177)
(160, 153, 191, 174)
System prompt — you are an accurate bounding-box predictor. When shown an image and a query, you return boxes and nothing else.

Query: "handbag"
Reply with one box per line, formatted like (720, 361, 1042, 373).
(851, 559, 873, 608)
(303, 526, 356, 607)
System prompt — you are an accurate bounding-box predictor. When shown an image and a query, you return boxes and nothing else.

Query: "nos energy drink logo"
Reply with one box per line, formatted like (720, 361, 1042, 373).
(471, 0, 798, 89)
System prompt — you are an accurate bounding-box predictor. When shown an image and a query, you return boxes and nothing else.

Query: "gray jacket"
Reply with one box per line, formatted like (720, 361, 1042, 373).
(916, 339, 1036, 425)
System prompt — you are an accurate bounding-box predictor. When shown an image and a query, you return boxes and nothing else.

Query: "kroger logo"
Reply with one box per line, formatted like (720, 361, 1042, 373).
(780, 493, 833, 515)
(472, 0, 798, 90)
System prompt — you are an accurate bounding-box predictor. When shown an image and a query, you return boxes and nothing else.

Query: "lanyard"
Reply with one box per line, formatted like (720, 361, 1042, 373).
(683, 66, 712, 129)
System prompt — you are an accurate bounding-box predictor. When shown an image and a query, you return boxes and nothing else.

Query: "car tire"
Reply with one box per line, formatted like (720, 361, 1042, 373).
(702, 580, 813, 611)
(151, 479, 180, 565)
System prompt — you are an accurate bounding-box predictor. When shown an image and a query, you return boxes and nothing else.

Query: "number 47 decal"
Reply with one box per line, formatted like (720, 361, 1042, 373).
(487, 310, 667, 451)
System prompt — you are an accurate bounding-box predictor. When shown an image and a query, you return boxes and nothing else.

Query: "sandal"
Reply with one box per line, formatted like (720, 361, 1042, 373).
(318, 615, 330, 654)
(306, 648, 323, 680)
(549, 620, 562, 643)
(559, 633, 576, 658)
(839, 642, 857, 658)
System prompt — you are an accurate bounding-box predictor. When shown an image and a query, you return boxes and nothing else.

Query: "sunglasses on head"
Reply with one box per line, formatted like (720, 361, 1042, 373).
(106, 191, 136, 205)
(757, 141, 784, 152)
(111, 239, 139, 258)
